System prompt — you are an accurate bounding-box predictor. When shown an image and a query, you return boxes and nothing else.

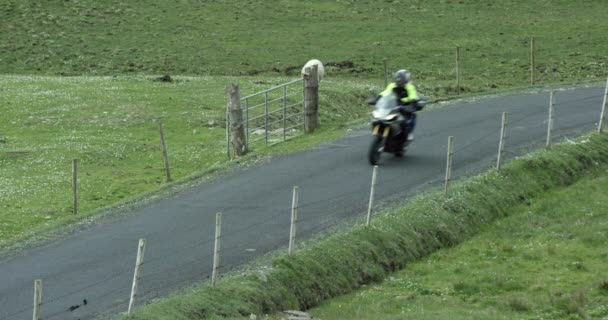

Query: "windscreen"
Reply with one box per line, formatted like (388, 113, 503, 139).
(374, 92, 397, 118)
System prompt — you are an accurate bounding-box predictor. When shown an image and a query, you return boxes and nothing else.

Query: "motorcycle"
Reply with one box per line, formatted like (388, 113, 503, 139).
(366, 92, 422, 165)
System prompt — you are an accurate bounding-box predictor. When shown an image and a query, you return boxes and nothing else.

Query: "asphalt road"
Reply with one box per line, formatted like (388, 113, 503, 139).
(0, 85, 605, 320)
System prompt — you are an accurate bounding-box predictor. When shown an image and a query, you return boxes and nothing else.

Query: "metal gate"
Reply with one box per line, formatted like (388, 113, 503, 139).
(240, 78, 305, 149)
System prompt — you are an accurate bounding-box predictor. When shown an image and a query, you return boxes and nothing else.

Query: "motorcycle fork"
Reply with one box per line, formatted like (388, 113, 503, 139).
(372, 124, 390, 151)
(382, 126, 390, 138)
(372, 124, 391, 138)
(372, 124, 380, 136)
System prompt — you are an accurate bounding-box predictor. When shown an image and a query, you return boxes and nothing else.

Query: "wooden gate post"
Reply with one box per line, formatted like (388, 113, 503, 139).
(303, 65, 319, 133)
(226, 83, 247, 157)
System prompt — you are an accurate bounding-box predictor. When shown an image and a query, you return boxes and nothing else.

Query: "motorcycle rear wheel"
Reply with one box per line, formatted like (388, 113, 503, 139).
(368, 136, 383, 165)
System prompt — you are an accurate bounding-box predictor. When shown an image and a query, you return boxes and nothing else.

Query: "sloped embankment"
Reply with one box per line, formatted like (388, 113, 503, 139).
(129, 133, 608, 319)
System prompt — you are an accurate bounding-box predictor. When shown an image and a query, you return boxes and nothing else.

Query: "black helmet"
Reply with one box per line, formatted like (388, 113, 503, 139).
(394, 69, 411, 87)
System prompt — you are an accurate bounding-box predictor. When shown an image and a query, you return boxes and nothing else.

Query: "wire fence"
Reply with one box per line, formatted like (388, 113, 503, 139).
(2, 81, 607, 320)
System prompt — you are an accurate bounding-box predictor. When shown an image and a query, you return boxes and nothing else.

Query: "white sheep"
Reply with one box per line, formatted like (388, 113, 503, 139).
(301, 59, 325, 82)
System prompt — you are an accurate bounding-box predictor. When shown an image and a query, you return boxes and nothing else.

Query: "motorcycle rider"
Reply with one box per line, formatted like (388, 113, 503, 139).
(379, 69, 422, 141)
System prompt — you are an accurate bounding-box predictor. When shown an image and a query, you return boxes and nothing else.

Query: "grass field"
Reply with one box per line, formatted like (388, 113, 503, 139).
(1, 0, 607, 91)
(303, 172, 608, 320)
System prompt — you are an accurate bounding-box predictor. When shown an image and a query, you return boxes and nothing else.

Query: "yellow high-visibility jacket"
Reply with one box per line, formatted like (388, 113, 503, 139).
(380, 82, 418, 104)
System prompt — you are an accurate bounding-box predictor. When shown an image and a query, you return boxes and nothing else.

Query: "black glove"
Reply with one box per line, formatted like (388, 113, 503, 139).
(400, 104, 417, 114)
(415, 103, 424, 111)
(415, 96, 426, 111)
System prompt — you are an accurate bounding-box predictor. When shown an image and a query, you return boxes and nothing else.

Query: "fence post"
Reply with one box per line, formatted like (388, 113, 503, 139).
(211, 213, 222, 287)
(444, 136, 455, 196)
(303, 65, 319, 133)
(226, 110, 230, 160)
(546, 91, 554, 148)
(366, 165, 378, 226)
(245, 98, 250, 148)
(288, 186, 299, 255)
(265, 91, 269, 145)
(497, 112, 507, 170)
(127, 239, 146, 316)
(159, 123, 172, 182)
(283, 85, 287, 141)
(383, 58, 388, 87)
(72, 159, 78, 215)
(599, 77, 608, 133)
(33, 279, 42, 320)
(227, 83, 247, 156)
(456, 46, 461, 93)
(530, 36, 535, 85)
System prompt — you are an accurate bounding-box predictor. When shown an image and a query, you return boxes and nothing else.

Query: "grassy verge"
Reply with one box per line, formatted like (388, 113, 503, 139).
(125, 132, 608, 320)
(307, 168, 608, 319)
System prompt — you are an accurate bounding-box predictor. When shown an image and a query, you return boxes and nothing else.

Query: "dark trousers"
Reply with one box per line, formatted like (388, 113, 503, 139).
(400, 113, 417, 134)
(409, 113, 417, 133)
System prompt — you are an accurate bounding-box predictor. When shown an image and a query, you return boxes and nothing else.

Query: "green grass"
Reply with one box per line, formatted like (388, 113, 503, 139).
(125, 133, 608, 320)
(1, 0, 607, 91)
(0, 75, 373, 248)
(306, 171, 608, 319)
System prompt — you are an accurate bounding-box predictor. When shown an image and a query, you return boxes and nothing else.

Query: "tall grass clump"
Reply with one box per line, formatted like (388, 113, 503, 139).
(128, 133, 608, 319)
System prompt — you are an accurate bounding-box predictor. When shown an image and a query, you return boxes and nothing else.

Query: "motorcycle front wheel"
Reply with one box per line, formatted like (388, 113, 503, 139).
(368, 135, 383, 165)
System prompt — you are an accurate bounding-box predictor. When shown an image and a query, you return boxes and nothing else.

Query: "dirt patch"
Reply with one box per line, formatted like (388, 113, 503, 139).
(242, 60, 373, 77)
(326, 60, 355, 69)
(276, 60, 370, 76)
(154, 75, 173, 82)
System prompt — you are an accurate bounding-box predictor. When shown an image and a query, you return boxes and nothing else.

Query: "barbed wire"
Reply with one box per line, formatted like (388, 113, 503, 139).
(140, 251, 214, 282)
(136, 269, 209, 306)
(40, 266, 133, 309)
(36, 249, 138, 285)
